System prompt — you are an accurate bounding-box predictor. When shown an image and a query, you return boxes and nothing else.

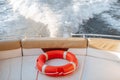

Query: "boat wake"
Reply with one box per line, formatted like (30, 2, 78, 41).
(0, 0, 120, 37)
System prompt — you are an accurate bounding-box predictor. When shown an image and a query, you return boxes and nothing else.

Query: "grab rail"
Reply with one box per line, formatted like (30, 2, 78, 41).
(71, 33, 120, 39)
(0, 34, 120, 40)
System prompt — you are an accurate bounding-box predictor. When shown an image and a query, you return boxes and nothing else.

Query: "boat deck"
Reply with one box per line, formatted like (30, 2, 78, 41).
(1, 53, 120, 80)
(0, 38, 120, 80)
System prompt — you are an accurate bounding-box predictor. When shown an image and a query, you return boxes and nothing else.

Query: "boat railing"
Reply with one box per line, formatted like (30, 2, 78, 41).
(71, 33, 120, 39)
(0, 34, 120, 40)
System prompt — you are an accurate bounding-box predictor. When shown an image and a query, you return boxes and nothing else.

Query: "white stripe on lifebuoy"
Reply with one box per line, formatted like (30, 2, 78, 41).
(42, 64, 47, 74)
(43, 53, 48, 60)
(69, 62, 76, 71)
(63, 51, 67, 59)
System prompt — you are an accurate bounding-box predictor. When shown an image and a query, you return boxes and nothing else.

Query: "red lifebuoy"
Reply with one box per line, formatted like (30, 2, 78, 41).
(36, 50, 78, 77)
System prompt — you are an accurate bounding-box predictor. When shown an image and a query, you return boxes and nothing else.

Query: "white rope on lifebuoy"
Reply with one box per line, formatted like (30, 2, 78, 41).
(42, 64, 47, 74)
(63, 51, 67, 59)
(69, 62, 76, 71)
(43, 53, 48, 60)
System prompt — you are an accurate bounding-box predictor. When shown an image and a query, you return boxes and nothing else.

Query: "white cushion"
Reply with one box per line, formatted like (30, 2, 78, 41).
(23, 48, 44, 56)
(87, 48, 120, 61)
(68, 48, 86, 56)
(23, 48, 86, 56)
(0, 48, 22, 60)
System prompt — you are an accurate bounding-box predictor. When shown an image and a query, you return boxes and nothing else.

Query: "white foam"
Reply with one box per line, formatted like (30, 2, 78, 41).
(101, 13, 120, 30)
(100, 3, 120, 31)
(4, 0, 118, 37)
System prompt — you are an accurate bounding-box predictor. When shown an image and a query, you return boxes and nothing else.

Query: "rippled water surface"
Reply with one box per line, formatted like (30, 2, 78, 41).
(0, 0, 120, 37)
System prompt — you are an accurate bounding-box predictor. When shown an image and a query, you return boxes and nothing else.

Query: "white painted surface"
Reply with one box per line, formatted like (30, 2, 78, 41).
(22, 56, 38, 80)
(23, 48, 44, 56)
(23, 48, 87, 56)
(87, 48, 120, 61)
(1, 48, 120, 80)
(0, 57, 22, 80)
(0, 48, 22, 60)
(22, 56, 85, 80)
(68, 48, 87, 56)
(82, 56, 120, 80)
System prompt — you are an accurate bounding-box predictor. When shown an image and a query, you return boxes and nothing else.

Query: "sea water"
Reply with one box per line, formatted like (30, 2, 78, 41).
(0, 0, 120, 37)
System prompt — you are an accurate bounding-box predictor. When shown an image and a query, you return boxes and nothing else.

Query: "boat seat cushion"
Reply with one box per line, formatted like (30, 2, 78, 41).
(0, 39, 22, 59)
(87, 38, 120, 61)
(88, 38, 120, 52)
(21, 38, 87, 56)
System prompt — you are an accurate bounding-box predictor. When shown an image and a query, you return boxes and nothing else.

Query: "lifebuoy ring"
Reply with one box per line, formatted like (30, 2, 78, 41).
(36, 50, 78, 77)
